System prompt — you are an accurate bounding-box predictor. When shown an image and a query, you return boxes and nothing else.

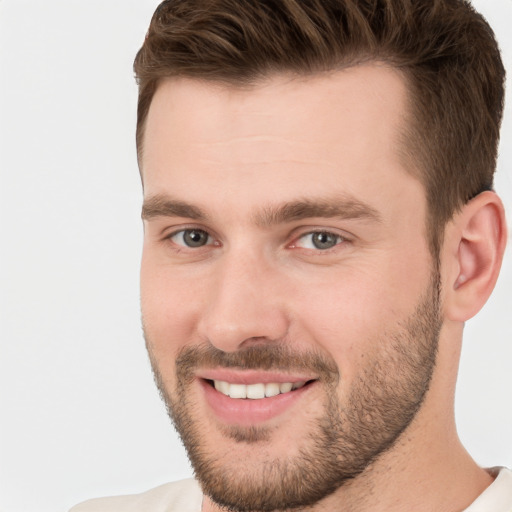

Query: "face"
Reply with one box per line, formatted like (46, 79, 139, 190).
(140, 66, 442, 511)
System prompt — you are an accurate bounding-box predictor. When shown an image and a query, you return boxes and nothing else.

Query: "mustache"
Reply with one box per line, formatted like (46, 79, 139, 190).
(174, 343, 340, 383)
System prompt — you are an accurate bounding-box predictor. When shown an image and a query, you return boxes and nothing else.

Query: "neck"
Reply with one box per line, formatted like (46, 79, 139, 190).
(305, 411, 492, 512)
(202, 420, 491, 512)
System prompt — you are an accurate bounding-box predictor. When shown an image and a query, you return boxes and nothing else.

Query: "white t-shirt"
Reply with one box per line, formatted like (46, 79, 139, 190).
(464, 468, 512, 512)
(69, 467, 512, 512)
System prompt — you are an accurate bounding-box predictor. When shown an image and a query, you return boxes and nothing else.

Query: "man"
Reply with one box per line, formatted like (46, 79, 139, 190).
(71, 0, 511, 511)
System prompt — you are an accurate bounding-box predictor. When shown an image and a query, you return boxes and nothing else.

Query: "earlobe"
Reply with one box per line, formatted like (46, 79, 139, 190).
(444, 191, 507, 322)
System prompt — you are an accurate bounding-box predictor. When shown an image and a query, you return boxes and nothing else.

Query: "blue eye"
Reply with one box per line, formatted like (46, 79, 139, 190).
(296, 231, 343, 250)
(170, 229, 212, 248)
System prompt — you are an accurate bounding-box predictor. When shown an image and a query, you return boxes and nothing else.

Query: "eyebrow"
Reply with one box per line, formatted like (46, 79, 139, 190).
(254, 197, 381, 227)
(142, 195, 207, 220)
(141, 194, 381, 225)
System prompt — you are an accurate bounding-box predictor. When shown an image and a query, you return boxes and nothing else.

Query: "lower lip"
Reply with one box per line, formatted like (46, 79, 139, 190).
(199, 379, 314, 426)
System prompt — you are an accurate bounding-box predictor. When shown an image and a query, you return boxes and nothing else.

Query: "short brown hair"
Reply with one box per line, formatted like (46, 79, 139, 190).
(134, 0, 505, 254)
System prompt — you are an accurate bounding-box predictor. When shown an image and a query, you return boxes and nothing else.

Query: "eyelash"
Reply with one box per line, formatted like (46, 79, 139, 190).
(167, 228, 217, 249)
(291, 231, 346, 251)
(164, 227, 348, 253)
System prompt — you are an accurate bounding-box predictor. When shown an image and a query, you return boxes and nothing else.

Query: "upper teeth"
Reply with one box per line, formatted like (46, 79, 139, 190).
(214, 380, 306, 399)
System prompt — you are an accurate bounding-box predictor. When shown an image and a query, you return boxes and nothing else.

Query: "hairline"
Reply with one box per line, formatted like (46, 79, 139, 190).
(136, 55, 394, 169)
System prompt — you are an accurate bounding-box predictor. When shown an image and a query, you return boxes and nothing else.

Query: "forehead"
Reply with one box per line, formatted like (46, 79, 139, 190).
(143, 65, 410, 160)
(141, 65, 421, 221)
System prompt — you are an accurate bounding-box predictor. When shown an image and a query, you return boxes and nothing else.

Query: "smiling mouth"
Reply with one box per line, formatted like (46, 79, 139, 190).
(208, 379, 313, 399)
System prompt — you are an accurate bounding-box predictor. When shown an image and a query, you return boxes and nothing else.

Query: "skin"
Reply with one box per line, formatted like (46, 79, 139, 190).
(140, 65, 506, 512)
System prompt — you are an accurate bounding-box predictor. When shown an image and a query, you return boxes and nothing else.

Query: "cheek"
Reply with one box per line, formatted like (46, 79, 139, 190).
(140, 250, 203, 362)
(291, 259, 430, 382)
(293, 282, 385, 383)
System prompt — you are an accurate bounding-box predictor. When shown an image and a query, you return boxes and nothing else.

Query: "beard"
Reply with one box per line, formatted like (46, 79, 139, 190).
(145, 271, 441, 512)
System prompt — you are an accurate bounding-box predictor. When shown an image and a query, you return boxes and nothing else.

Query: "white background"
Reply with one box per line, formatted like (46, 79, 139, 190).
(0, 1, 511, 511)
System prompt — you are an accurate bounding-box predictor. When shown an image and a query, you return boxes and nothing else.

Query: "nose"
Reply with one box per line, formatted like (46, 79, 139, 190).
(196, 251, 290, 352)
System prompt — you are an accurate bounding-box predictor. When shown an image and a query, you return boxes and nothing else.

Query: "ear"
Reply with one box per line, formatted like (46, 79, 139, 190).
(443, 191, 507, 322)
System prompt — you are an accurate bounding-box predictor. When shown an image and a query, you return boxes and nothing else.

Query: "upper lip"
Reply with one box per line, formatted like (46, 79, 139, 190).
(196, 368, 318, 385)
